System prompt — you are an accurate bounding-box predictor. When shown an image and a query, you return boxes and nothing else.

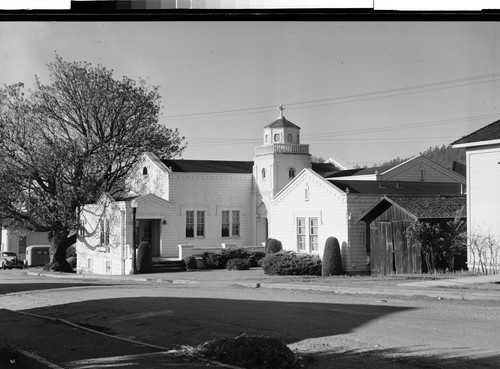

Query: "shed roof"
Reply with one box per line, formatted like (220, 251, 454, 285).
(358, 195, 466, 223)
(161, 159, 254, 174)
(264, 117, 301, 129)
(452, 119, 500, 145)
(328, 179, 464, 195)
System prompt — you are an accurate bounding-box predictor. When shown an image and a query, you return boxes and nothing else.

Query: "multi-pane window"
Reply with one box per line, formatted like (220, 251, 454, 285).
(297, 217, 319, 252)
(222, 210, 240, 237)
(186, 211, 194, 237)
(297, 217, 306, 251)
(232, 211, 240, 236)
(289, 167, 296, 178)
(186, 211, 205, 237)
(196, 211, 205, 237)
(100, 219, 110, 245)
(309, 218, 319, 252)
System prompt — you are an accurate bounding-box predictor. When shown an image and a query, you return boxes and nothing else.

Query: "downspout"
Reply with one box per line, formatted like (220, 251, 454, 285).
(132, 207, 137, 274)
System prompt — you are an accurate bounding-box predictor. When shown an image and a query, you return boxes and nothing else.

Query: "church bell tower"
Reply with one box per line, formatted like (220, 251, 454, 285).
(253, 105, 311, 242)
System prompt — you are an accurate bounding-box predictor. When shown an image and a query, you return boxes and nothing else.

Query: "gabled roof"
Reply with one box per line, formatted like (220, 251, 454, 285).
(358, 195, 466, 223)
(328, 164, 395, 178)
(452, 119, 500, 147)
(328, 179, 464, 195)
(264, 117, 300, 129)
(311, 162, 341, 178)
(161, 159, 254, 174)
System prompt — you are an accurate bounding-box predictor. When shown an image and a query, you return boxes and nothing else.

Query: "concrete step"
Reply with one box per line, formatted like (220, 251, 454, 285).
(152, 260, 186, 273)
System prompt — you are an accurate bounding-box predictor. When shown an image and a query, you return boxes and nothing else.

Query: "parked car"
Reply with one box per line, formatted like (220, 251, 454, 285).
(1, 251, 24, 270)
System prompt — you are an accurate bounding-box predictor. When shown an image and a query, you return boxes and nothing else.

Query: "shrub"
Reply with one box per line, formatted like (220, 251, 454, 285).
(137, 241, 153, 274)
(247, 251, 266, 267)
(322, 237, 343, 276)
(203, 248, 265, 269)
(66, 244, 76, 259)
(66, 256, 77, 269)
(262, 252, 321, 276)
(265, 238, 283, 254)
(184, 255, 197, 270)
(199, 335, 300, 369)
(203, 249, 230, 269)
(227, 258, 251, 271)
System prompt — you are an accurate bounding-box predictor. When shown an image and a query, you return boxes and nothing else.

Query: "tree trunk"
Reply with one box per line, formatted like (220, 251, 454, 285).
(44, 229, 76, 272)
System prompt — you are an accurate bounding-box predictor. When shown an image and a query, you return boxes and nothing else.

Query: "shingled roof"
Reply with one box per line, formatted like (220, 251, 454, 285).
(358, 195, 466, 223)
(328, 180, 464, 195)
(161, 159, 254, 174)
(264, 117, 300, 129)
(452, 119, 500, 146)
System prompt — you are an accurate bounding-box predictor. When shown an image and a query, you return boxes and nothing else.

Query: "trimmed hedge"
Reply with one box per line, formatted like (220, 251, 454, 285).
(227, 258, 251, 271)
(203, 248, 265, 269)
(322, 237, 343, 276)
(184, 255, 198, 270)
(262, 252, 322, 276)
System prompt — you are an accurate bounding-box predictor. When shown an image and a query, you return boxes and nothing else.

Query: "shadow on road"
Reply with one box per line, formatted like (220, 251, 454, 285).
(306, 347, 500, 369)
(0, 283, 120, 295)
(27, 296, 414, 347)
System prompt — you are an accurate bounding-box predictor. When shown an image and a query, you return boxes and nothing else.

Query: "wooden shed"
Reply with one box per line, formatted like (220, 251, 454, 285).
(358, 195, 466, 275)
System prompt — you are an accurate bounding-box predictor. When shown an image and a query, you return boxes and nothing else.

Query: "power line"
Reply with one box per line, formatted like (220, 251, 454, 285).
(161, 73, 500, 121)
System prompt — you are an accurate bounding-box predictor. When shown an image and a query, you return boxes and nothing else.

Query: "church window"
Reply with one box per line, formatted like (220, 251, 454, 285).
(142, 167, 148, 175)
(274, 133, 280, 142)
(222, 210, 240, 237)
(186, 211, 194, 237)
(297, 217, 306, 251)
(289, 167, 296, 178)
(196, 211, 205, 236)
(287, 133, 293, 143)
(305, 184, 310, 201)
(261, 168, 266, 180)
(309, 218, 319, 252)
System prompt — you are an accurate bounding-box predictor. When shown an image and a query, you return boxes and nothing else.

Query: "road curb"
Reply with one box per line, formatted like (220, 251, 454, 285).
(256, 283, 500, 301)
(16, 349, 65, 369)
(26, 269, 500, 302)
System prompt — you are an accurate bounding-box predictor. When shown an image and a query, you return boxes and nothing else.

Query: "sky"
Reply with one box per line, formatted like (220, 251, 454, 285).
(1, 21, 500, 166)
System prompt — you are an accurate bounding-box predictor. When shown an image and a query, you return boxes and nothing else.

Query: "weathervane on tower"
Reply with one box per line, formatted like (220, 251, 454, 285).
(278, 104, 285, 118)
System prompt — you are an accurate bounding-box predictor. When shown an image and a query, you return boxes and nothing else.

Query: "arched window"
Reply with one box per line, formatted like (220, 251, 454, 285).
(142, 167, 148, 175)
(261, 168, 266, 180)
(289, 167, 296, 178)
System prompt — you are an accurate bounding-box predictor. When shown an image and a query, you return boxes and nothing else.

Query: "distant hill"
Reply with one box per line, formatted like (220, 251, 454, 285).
(378, 145, 466, 170)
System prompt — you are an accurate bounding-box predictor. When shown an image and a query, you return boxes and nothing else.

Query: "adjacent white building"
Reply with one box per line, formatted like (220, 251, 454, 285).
(452, 120, 500, 273)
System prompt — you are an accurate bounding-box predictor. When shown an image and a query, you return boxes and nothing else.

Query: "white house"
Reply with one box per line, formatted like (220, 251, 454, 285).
(270, 160, 466, 274)
(0, 228, 50, 260)
(452, 120, 500, 273)
(77, 107, 466, 275)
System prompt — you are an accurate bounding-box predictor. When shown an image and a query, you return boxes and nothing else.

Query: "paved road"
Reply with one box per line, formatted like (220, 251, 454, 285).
(0, 270, 499, 369)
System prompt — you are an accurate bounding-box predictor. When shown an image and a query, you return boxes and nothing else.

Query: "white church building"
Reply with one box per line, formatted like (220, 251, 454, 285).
(77, 107, 466, 275)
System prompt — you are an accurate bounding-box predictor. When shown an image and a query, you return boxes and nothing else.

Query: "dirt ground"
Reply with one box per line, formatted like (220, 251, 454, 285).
(1, 270, 499, 369)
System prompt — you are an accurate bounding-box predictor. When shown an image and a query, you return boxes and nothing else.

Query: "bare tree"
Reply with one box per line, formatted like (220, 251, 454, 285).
(0, 56, 186, 271)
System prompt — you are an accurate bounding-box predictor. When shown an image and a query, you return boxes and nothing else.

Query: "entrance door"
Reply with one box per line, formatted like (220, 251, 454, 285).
(138, 219, 161, 257)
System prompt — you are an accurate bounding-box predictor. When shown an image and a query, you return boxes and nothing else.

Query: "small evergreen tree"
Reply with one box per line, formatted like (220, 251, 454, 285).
(322, 237, 343, 276)
(265, 238, 283, 254)
(137, 241, 153, 273)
